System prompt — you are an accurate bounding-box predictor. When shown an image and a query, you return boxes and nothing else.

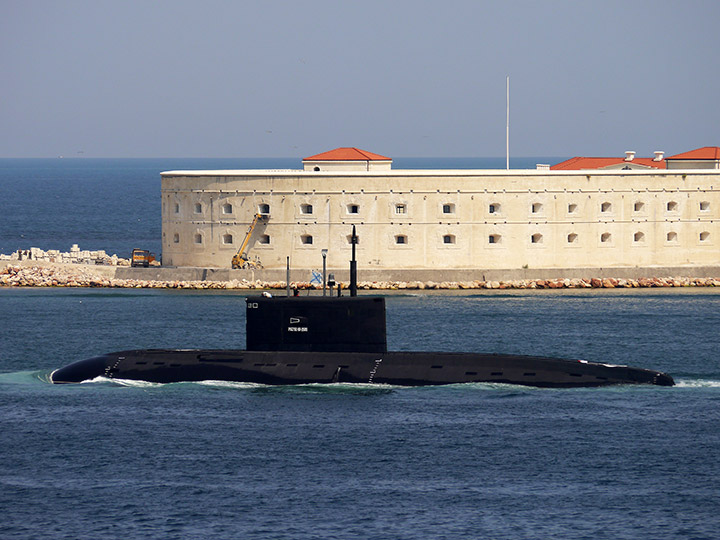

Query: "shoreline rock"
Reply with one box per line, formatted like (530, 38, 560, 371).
(2, 264, 720, 290)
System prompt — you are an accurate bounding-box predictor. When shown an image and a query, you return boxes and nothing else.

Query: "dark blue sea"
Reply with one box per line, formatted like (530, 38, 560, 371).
(2, 158, 720, 539)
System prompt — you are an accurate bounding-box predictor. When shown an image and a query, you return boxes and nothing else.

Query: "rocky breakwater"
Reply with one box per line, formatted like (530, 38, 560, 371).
(2, 264, 720, 290)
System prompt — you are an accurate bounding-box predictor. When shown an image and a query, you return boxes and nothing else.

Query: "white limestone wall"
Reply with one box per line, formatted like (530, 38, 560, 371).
(161, 169, 720, 270)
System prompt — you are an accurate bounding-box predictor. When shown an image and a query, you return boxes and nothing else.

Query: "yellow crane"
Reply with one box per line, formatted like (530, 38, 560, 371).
(231, 213, 268, 269)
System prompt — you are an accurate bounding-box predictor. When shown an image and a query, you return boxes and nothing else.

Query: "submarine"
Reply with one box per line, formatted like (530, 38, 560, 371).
(51, 228, 674, 388)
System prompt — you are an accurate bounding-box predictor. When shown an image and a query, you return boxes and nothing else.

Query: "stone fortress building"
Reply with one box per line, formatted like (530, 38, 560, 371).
(161, 147, 720, 272)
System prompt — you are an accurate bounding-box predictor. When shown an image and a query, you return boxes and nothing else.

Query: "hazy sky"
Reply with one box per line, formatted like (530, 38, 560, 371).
(2, 0, 719, 158)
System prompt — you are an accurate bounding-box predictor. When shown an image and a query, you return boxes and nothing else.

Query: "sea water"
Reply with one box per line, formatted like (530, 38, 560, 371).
(1, 287, 720, 539)
(2, 158, 720, 539)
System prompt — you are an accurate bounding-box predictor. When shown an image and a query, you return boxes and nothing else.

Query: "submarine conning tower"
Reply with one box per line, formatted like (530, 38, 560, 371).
(244, 223, 386, 354)
(246, 296, 387, 353)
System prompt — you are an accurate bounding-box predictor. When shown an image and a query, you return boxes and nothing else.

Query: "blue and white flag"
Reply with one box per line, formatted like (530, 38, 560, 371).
(310, 270, 322, 285)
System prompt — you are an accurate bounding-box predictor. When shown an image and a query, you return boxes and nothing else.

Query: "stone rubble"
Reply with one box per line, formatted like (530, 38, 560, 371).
(0, 245, 131, 266)
(2, 264, 720, 290)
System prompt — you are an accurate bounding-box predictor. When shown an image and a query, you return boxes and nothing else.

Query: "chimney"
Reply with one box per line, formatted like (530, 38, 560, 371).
(624, 151, 636, 162)
(653, 151, 664, 162)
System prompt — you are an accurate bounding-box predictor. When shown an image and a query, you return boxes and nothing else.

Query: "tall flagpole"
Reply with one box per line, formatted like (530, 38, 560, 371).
(506, 76, 510, 170)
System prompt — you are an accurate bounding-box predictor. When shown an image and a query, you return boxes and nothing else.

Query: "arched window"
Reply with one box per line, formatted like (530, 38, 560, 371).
(194, 233, 203, 244)
(258, 203, 270, 214)
(700, 201, 710, 211)
(222, 233, 233, 244)
(301, 204, 313, 215)
(667, 201, 678, 212)
(174, 203, 180, 214)
(443, 234, 456, 244)
(259, 234, 270, 244)
(347, 204, 359, 214)
(700, 231, 710, 242)
(531, 233, 543, 244)
(222, 203, 233, 214)
(634, 201, 645, 212)
(442, 203, 455, 214)
(395, 235, 408, 245)
(567, 233, 578, 243)
(633, 232, 645, 242)
(568, 203, 577, 214)
(601, 232, 611, 243)
(601, 202, 612, 213)
(489, 203, 500, 214)
(301, 234, 313, 245)
(395, 204, 407, 215)
(194, 203, 202, 214)
(488, 234, 501, 244)
(667, 232, 678, 242)
(531, 203, 543, 214)
(173, 233, 179, 244)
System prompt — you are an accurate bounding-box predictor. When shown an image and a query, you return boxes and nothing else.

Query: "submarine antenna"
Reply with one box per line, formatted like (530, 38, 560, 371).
(350, 225, 358, 297)
(286, 256, 290, 297)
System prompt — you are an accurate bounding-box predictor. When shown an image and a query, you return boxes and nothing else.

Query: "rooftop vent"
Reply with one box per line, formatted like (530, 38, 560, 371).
(625, 151, 636, 162)
(653, 151, 664, 162)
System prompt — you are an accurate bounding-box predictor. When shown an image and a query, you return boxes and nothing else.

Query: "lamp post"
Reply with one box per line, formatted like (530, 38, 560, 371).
(321, 249, 328, 296)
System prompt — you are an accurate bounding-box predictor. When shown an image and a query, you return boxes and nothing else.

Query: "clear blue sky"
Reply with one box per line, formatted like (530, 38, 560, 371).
(2, 0, 719, 158)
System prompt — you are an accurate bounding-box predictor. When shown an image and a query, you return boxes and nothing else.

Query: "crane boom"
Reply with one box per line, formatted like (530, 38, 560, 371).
(231, 213, 268, 269)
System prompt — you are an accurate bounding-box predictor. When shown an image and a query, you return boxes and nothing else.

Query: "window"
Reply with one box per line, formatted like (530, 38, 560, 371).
(347, 204, 359, 214)
(601, 232, 611, 243)
(601, 202, 612, 213)
(443, 234, 456, 244)
(700, 231, 710, 242)
(301, 234, 313, 245)
(173, 233, 179, 244)
(667, 201, 678, 212)
(258, 203, 270, 214)
(442, 203, 455, 214)
(194, 203, 202, 213)
(634, 201, 645, 212)
(633, 232, 645, 242)
(568, 203, 577, 214)
(194, 233, 203, 244)
(395, 235, 407, 245)
(700, 201, 710, 211)
(300, 204, 313, 215)
(222, 203, 233, 214)
(395, 204, 407, 215)
(531, 233, 543, 244)
(313, 166, 320, 172)
(489, 203, 500, 214)
(567, 233, 578, 243)
(489, 234, 501, 244)
(222, 233, 233, 244)
(346, 234, 359, 245)
(667, 232, 678, 242)
(259, 234, 270, 244)
(531, 203, 543, 214)
(174, 203, 180, 214)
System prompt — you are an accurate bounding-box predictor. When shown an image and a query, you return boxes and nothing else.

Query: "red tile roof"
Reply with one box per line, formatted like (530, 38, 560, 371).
(666, 147, 720, 160)
(303, 148, 391, 161)
(551, 156, 665, 170)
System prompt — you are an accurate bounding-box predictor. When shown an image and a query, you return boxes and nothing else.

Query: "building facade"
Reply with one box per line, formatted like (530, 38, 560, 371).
(161, 148, 720, 270)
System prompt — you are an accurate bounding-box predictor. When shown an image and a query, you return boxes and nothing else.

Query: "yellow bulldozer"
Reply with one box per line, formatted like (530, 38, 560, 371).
(231, 212, 268, 269)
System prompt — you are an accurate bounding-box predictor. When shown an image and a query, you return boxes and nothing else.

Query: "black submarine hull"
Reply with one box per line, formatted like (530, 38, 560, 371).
(50, 349, 674, 387)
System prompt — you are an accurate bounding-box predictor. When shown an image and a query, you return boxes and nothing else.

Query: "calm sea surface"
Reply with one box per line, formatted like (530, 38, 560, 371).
(1, 288, 720, 539)
(1, 158, 720, 539)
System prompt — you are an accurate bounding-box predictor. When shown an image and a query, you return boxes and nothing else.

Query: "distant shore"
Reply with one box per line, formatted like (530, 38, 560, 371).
(3, 261, 720, 290)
